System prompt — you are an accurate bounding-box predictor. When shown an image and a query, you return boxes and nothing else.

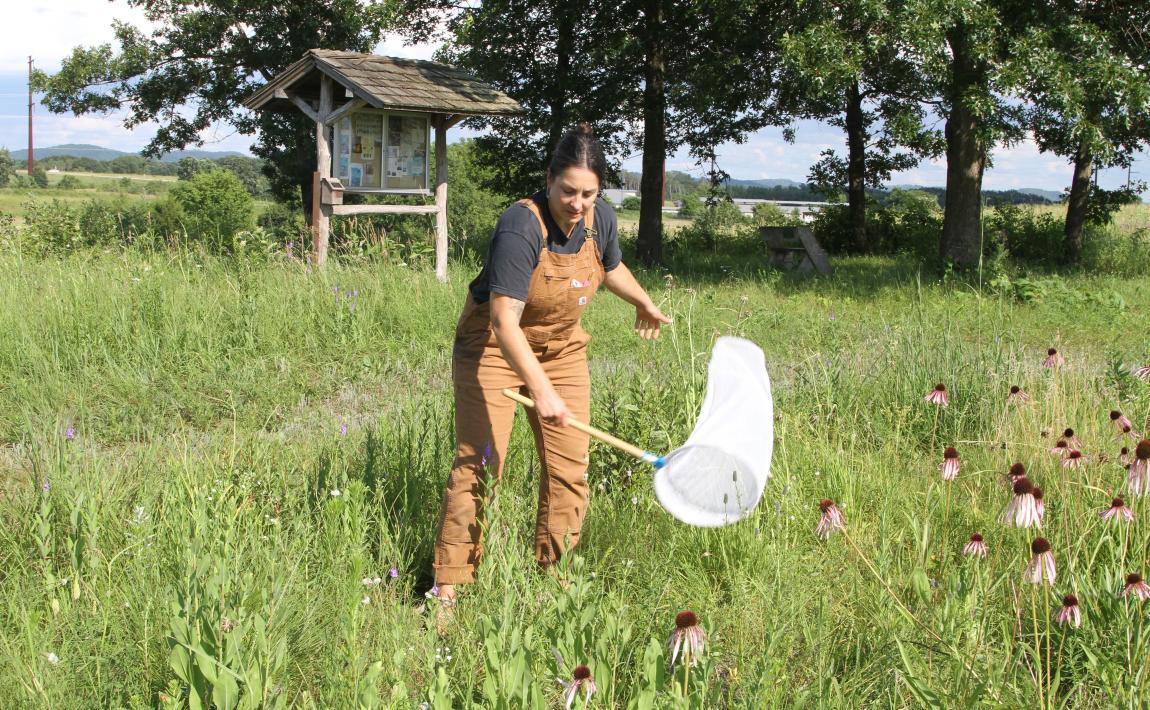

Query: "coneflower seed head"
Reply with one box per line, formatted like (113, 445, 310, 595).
(1048, 348, 1058, 356)
(1127, 573, 1143, 585)
(1113, 498, 1126, 508)
(1111, 411, 1122, 421)
(573, 665, 591, 680)
(1013, 478, 1034, 495)
(1010, 385, 1021, 394)
(1063, 594, 1078, 606)
(934, 383, 946, 392)
(1064, 428, 1075, 437)
(944, 447, 958, 459)
(819, 498, 835, 511)
(1121, 447, 1130, 455)
(1054, 440, 1068, 449)
(1068, 450, 1082, 460)
(1010, 463, 1026, 477)
(970, 533, 983, 542)
(1031, 537, 1051, 554)
(1136, 440, 1150, 460)
(675, 611, 698, 629)
(1033, 487, 1045, 500)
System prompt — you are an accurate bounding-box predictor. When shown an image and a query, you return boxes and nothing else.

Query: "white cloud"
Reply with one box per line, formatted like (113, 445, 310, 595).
(1, 1, 153, 74)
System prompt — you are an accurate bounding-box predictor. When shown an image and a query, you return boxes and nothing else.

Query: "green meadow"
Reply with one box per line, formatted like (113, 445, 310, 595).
(1, 227, 1149, 707)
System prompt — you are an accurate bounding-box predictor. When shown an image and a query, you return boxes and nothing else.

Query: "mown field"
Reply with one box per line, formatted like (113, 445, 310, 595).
(1, 228, 1149, 707)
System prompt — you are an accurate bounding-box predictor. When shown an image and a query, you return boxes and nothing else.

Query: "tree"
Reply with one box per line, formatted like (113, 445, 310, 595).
(0, 149, 14, 188)
(779, 0, 934, 253)
(1008, 4, 1150, 263)
(176, 156, 204, 182)
(33, 0, 392, 219)
(32, 167, 49, 188)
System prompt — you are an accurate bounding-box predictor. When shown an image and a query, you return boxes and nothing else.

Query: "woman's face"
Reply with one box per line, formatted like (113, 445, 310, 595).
(546, 166, 600, 234)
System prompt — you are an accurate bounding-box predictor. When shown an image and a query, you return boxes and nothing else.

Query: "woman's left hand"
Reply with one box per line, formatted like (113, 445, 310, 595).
(634, 303, 672, 340)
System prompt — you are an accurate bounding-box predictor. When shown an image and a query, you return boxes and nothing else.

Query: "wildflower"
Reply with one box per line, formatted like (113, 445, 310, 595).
(1056, 594, 1081, 628)
(1043, 348, 1064, 368)
(1124, 573, 1150, 600)
(963, 533, 988, 558)
(330, 488, 342, 497)
(481, 442, 492, 467)
(1133, 364, 1150, 380)
(1111, 410, 1134, 435)
(1024, 537, 1057, 585)
(1008, 462, 1027, 486)
(815, 499, 846, 539)
(1119, 447, 1130, 467)
(389, 566, 399, 579)
(41, 480, 50, 493)
(1062, 450, 1085, 468)
(940, 447, 960, 481)
(286, 241, 294, 258)
(1128, 440, 1150, 497)
(668, 610, 707, 668)
(361, 595, 371, 605)
(1033, 487, 1046, 522)
(362, 577, 383, 587)
(1003, 477, 1041, 528)
(339, 422, 348, 436)
(1063, 428, 1083, 449)
(924, 383, 949, 407)
(1007, 385, 1031, 403)
(1050, 440, 1069, 457)
(1101, 498, 1134, 523)
(1121, 424, 1138, 440)
(562, 665, 598, 709)
(45, 652, 59, 665)
(64, 425, 76, 441)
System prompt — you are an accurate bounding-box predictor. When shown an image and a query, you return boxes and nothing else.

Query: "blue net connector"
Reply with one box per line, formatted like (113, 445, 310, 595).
(641, 451, 666, 469)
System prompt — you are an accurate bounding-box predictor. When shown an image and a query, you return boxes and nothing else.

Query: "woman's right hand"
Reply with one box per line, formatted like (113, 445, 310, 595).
(531, 386, 573, 427)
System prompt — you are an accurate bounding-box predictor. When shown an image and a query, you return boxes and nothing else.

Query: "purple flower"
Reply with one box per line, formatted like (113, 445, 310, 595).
(339, 422, 348, 436)
(481, 442, 492, 467)
(64, 426, 75, 441)
(286, 241, 294, 258)
(41, 480, 50, 493)
(389, 566, 399, 579)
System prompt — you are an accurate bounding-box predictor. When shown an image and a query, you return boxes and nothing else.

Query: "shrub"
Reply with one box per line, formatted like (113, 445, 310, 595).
(983, 203, 1062, 266)
(621, 196, 642, 211)
(57, 175, 82, 190)
(32, 167, 49, 189)
(167, 169, 255, 252)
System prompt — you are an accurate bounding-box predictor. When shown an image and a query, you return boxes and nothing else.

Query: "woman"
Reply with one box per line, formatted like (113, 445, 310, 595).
(433, 124, 671, 606)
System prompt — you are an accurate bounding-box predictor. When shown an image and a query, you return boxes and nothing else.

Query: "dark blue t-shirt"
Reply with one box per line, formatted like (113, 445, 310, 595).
(468, 190, 621, 304)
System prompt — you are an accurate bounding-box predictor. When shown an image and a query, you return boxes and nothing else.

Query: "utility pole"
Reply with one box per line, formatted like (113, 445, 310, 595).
(27, 56, 34, 175)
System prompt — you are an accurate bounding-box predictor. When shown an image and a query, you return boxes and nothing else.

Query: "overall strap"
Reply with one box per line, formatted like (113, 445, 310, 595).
(517, 197, 597, 251)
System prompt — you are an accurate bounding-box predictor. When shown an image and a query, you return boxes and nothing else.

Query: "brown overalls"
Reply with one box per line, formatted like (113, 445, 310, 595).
(433, 198, 605, 585)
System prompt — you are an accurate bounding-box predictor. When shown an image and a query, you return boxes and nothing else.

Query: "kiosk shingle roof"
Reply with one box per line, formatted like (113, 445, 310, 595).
(244, 49, 522, 116)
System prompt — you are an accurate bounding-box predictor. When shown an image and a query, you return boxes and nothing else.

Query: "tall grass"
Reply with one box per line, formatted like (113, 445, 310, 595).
(1, 245, 1149, 707)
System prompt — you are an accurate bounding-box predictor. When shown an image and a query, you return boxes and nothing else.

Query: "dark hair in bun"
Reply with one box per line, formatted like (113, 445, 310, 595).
(549, 122, 607, 186)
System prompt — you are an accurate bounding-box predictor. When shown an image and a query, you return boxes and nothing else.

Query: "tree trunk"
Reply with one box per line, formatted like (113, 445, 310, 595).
(636, 0, 666, 265)
(1063, 138, 1093, 265)
(940, 25, 986, 269)
(845, 79, 868, 253)
(547, 7, 574, 159)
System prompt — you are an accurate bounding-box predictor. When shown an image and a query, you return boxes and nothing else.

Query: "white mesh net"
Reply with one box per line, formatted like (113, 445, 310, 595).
(653, 337, 773, 527)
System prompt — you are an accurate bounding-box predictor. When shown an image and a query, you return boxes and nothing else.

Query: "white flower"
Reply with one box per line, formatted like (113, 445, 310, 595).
(361, 595, 371, 605)
(45, 652, 59, 665)
(330, 488, 342, 497)
(362, 577, 383, 587)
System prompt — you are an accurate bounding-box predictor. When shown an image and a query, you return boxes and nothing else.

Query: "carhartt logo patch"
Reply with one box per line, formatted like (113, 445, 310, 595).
(570, 278, 585, 288)
(577, 296, 588, 306)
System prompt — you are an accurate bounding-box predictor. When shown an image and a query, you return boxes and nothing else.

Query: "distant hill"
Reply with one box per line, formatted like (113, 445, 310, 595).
(10, 144, 249, 162)
(725, 178, 805, 189)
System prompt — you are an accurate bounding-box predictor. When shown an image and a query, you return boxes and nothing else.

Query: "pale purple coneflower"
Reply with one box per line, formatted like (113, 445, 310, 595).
(1119, 447, 1131, 467)
(1123, 573, 1150, 601)
(1024, 537, 1057, 585)
(1101, 497, 1134, 523)
(668, 610, 707, 668)
(1062, 450, 1085, 469)
(1056, 594, 1081, 628)
(963, 533, 988, 558)
(562, 665, 597, 709)
(1133, 364, 1150, 380)
(1043, 348, 1065, 368)
(1121, 424, 1138, 440)
(1004, 477, 1041, 528)
(1128, 440, 1150, 497)
(1007, 462, 1027, 486)
(924, 383, 949, 407)
(1007, 384, 1031, 403)
(816, 499, 846, 539)
(1063, 428, 1084, 449)
(940, 447, 960, 481)
(1111, 410, 1134, 435)
(1033, 486, 1046, 522)
(1050, 440, 1070, 457)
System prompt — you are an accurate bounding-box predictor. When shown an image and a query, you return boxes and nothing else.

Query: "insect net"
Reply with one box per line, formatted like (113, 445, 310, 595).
(653, 337, 773, 527)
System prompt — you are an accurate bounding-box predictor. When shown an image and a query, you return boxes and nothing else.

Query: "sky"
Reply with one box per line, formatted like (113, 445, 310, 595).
(2, 1, 1146, 197)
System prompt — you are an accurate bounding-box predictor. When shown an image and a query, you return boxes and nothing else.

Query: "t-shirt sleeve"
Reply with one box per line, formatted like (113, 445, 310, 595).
(597, 200, 622, 272)
(485, 206, 542, 301)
